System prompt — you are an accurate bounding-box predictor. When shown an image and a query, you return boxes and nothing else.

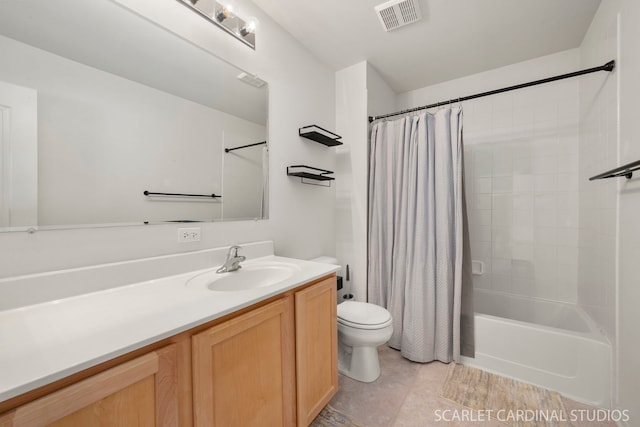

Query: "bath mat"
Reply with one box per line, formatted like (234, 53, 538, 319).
(310, 405, 363, 427)
(441, 364, 571, 427)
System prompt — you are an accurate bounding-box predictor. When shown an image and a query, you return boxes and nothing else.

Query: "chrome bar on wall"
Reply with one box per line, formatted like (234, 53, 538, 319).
(224, 141, 267, 153)
(589, 159, 640, 180)
(143, 191, 221, 199)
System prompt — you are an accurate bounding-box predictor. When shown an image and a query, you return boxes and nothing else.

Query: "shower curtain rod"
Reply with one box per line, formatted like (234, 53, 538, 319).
(368, 60, 615, 123)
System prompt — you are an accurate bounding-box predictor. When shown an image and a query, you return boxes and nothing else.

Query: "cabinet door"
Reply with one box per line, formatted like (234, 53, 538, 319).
(192, 298, 295, 427)
(295, 276, 338, 426)
(0, 345, 178, 427)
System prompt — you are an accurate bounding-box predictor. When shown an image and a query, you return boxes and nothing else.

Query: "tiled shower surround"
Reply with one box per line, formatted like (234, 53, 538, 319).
(463, 77, 580, 303)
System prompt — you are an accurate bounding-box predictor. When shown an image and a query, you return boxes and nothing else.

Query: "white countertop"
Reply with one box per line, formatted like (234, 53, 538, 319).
(0, 252, 339, 402)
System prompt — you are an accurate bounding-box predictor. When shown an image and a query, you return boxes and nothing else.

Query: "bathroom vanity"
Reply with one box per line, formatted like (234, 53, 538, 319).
(0, 242, 338, 426)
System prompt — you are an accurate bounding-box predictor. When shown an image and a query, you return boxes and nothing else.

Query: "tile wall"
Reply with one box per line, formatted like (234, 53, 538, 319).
(463, 79, 580, 303)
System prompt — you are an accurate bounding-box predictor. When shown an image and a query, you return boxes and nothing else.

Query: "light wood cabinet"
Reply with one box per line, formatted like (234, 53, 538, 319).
(192, 298, 296, 427)
(295, 277, 338, 426)
(0, 274, 337, 427)
(0, 344, 178, 427)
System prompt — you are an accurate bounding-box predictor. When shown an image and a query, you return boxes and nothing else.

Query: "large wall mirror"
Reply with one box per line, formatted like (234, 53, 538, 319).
(0, 0, 268, 232)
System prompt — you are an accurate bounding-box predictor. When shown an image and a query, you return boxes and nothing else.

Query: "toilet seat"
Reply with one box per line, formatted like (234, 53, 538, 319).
(338, 317, 393, 330)
(337, 301, 392, 330)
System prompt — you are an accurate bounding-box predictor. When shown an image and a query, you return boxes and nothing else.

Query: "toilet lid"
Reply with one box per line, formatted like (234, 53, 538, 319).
(337, 301, 392, 328)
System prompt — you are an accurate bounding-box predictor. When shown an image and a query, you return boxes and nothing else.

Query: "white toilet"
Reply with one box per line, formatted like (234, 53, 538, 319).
(310, 256, 393, 383)
(337, 301, 393, 383)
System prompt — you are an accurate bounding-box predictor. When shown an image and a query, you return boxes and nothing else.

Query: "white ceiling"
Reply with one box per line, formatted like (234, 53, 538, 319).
(252, 0, 601, 93)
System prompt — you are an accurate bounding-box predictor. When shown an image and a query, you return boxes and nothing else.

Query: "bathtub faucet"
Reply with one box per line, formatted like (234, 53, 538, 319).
(216, 245, 246, 273)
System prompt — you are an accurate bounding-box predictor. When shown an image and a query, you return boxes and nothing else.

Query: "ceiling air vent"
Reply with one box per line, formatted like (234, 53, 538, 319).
(375, 0, 422, 32)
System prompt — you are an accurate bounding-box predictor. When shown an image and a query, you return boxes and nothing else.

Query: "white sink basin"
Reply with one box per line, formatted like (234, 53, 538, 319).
(186, 261, 301, 292)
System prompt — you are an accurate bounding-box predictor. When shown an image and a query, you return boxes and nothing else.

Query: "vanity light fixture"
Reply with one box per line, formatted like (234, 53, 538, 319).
(177, 0, 256, 49)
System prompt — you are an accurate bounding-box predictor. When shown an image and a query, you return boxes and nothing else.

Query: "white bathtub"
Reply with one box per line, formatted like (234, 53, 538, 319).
(461, 289, 611, 407)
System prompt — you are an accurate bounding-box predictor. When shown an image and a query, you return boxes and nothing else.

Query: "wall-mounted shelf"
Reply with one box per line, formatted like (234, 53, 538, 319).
(287, 165, 335, 186)
(589, 159, 640, 180)
(299, 125, 343, 147)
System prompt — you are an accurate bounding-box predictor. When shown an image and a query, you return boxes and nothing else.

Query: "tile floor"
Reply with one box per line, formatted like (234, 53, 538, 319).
(328, 346, 616, 427)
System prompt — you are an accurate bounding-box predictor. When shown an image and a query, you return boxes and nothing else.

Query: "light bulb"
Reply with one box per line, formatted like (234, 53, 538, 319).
(240, 16, 258, 37)
(215, 3, 234, 22)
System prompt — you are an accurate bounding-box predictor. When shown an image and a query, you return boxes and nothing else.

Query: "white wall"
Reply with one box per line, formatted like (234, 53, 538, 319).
(0, 0, 336, 278)
(334, 62, 397, 302)
(580, 0, 640, 419)
(367, 64, 397, 119)
(398, 50, 582, 304)
(578, 0, 619, 350)
(335, 62, 367, 301)
(613, 0, 640, 422)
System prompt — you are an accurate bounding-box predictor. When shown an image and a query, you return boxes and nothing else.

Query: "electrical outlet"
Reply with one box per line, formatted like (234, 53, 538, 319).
(178, 227, 201, 243)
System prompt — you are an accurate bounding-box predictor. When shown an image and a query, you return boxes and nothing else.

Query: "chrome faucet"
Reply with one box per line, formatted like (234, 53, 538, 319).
(216, 245, 246, 273)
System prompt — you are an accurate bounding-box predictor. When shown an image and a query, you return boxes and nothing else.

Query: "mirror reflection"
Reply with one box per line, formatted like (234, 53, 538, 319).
(0, 0, 268, 231)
